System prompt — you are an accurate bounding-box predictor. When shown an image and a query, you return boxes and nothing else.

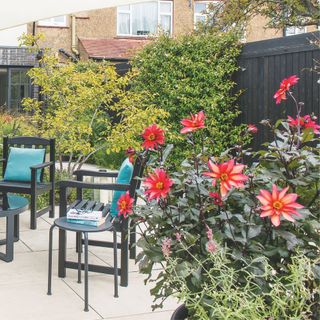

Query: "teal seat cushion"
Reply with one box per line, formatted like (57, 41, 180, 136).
(4, 147, 45, 182)
(110, 158, 134, 217)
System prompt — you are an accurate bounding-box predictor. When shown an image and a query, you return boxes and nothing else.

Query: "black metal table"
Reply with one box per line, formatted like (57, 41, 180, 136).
(51, 199, 118, 311)
(0, 195, 29, 262)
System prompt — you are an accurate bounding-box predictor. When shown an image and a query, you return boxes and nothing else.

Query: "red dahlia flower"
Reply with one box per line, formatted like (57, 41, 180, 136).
(247, 124, 258, 134)
(203, 159, 248, 197)
(180, 111, 205, 134)
(144, 168, 173, 201)
(288, 115, 320, 134)
(117, 192, 134, 218)
(287, 115, 305, 127)
(209, 192, 223, 206)
(257, 184, 303, 227)
(142, 124, 165, 150)
(274, 75, 299, 104)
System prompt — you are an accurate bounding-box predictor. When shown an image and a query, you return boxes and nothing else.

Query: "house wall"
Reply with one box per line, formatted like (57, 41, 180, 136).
(246, 15, 318, 42)
(27, 0, 319, 55)
(173, 0, 194, 36)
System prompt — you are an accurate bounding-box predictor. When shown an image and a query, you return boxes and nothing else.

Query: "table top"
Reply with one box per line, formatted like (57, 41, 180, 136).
(0, 195, 29, 217)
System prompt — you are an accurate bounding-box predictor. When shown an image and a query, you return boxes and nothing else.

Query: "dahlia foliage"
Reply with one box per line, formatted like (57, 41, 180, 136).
(131, 75, 319, 316)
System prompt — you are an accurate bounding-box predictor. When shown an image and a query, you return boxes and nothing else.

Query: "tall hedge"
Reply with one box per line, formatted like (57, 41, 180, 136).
(131, 32, 248, 159)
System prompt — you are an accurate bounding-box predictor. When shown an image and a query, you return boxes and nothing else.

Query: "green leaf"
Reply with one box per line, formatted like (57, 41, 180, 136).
(276, 230, 304, 250)
(247, 225, 262, 239)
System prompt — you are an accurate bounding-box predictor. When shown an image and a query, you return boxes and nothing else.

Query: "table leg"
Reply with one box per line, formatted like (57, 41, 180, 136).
(47, 225, 55, 295)
(58, 228, 66, 278)
(84, 232, 89, 312)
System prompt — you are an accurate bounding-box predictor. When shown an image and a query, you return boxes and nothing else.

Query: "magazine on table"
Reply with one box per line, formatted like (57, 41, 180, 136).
(66, 218, 106, 227)
(67, 208, 103, 221)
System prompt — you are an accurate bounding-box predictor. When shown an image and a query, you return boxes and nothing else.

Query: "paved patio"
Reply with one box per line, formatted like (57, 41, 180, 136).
(0, 208, 178, 320)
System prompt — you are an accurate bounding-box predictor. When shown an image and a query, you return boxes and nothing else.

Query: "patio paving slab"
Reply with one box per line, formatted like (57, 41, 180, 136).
(63, 273, 178, 319)
(103, 310, 175, 320)
(0, 207, 178, 319)
(0, 280, 101, 320)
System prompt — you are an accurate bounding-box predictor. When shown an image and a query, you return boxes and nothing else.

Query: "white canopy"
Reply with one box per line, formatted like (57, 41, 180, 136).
(0, 0, 153, 31)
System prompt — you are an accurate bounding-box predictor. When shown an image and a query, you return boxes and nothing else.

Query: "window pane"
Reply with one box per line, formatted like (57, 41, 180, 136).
(160, 2, 171, 13)
(160, 15, 171, 33)
(195, 3, 207, 13)
(38, 15, 66, 26)
(53, 16, 65, 23)
(10, 70, 30, 111)
(118, 13, 130, 34)
(195, 15, 206, 23)
(285, 26, 306, 36)
(10, 70, 20, 84)
(0, 69, 8, 107)
(132, 3, 158, 35)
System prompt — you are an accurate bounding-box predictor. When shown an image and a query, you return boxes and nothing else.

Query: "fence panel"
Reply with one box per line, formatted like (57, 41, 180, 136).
(234, 31, 320, 149)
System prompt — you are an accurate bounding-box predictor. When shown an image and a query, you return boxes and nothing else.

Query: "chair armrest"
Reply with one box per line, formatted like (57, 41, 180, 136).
(59, 180, 130, 191)
(73, 169, 119, 179)
(30, 161, 54, 171)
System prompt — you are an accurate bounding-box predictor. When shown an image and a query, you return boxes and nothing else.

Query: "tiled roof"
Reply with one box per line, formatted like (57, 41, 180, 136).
(79, 38, 150, 60)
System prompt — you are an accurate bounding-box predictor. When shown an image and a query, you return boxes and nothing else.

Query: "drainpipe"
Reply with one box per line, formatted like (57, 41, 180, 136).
(71, 15, 79, 57)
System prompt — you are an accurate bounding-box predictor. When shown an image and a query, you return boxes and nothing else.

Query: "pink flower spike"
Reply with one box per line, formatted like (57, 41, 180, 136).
(205, 225, 213, 241)
(161, 238, 171, 259)
(206, 240, 217, 253)
(175, 232, 182, 241)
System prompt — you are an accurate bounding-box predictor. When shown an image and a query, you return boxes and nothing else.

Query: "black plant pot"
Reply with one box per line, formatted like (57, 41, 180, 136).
(171, 304, 188, 320)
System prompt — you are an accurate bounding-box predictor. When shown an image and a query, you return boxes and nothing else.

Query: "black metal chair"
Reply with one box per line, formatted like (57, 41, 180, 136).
(52, 152, 147, 311)
(0, 136, 55, 229)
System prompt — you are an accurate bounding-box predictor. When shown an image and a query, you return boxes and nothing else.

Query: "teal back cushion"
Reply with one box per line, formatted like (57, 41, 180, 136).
(110, 158, 134, 217)
(4, 147, 45, 182)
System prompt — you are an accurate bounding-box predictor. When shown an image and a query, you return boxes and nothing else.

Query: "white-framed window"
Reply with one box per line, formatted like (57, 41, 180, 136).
(38, 16, 67, 27)
(284, 26, 307, 36)
(117, 1, 173, 36)
(194, 1, 219, 25)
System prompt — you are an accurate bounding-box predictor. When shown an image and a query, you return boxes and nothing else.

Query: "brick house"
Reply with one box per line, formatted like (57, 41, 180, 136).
(29, 0, 318, 61)
(0, 0, 318, 109)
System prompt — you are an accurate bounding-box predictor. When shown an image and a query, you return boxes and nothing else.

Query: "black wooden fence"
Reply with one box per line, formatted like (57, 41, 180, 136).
(234, 31, 320, 149)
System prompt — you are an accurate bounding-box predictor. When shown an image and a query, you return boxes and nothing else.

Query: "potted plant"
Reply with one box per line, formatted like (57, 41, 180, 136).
(117, 76, 320, 319)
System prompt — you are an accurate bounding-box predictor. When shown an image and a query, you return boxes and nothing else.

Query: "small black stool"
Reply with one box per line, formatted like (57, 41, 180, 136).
(47, 214, 118, 312)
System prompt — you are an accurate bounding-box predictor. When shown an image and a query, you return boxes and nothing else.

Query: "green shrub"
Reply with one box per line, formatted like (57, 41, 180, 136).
(167, 249, 319, 320)
(131, 32, 250, 162)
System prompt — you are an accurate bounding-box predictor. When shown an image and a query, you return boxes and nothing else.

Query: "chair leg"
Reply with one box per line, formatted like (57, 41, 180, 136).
(120, 228, 129, 287)
(113, 228, 119, 298)
(47, 225, 55, 295)
(14, 215, 19, 241)
(129, 222, 136, 260)
(84, 232, 89, 312)
(77, 232, 82, 284)
(30, 193, 37, 230)
(49, 188, 55, 218)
